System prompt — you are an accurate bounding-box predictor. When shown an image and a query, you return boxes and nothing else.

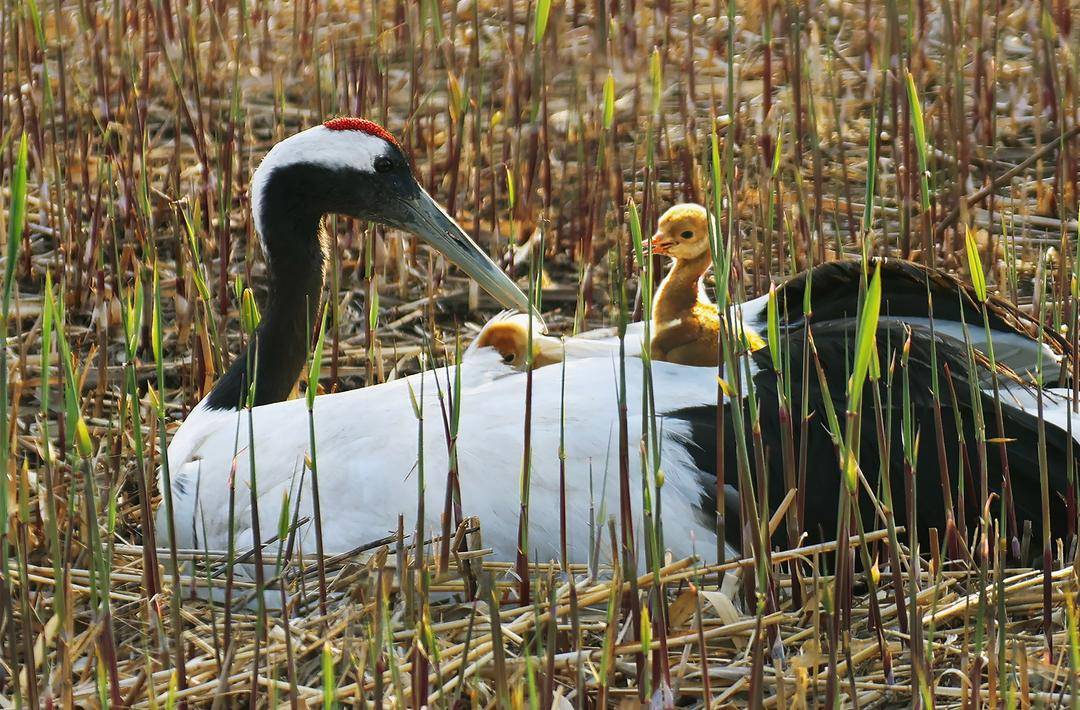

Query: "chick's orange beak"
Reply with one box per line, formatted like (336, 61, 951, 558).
(648, 232, 674, 255)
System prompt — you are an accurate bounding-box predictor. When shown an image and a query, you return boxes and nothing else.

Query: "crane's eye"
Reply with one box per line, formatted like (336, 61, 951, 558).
(680, 230, 694, 239)
(374, 156, 394, 173)
(503, 352, 516, 363)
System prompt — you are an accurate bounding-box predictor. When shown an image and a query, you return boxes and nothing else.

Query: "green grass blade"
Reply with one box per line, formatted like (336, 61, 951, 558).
(964, 225, 988, 302)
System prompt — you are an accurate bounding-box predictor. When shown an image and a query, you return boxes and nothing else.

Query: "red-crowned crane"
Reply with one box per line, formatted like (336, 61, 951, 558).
(159, 120, 1073, 572)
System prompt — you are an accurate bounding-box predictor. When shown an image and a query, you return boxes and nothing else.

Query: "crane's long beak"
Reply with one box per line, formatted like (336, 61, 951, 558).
(397, 186, 535, 317)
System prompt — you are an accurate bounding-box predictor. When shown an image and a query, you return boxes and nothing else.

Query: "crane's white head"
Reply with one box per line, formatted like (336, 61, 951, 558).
(249, 117, 531, 315)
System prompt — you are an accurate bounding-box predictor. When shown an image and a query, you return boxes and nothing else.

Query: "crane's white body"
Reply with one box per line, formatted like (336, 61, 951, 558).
(163, 350, 729, 565)
(162, 310, 1067, 571)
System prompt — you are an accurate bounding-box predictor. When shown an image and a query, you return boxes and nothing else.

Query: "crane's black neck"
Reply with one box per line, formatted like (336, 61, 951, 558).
(203, 170, 327, 411)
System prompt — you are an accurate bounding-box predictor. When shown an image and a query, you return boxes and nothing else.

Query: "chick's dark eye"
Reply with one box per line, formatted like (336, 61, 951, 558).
(374, 156, 394, 173)
(503, 352, 516, 363)
(680, 230, 694, 239)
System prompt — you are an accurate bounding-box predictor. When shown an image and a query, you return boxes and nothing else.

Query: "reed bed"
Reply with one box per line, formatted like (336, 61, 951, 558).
(2, 0, 1079, 706)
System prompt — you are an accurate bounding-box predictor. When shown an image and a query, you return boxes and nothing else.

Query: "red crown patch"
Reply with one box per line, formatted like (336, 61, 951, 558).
(322, 117, 399, 146)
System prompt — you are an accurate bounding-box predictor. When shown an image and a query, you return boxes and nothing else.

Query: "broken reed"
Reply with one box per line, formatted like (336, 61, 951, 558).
(2, 134, 27, 707)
